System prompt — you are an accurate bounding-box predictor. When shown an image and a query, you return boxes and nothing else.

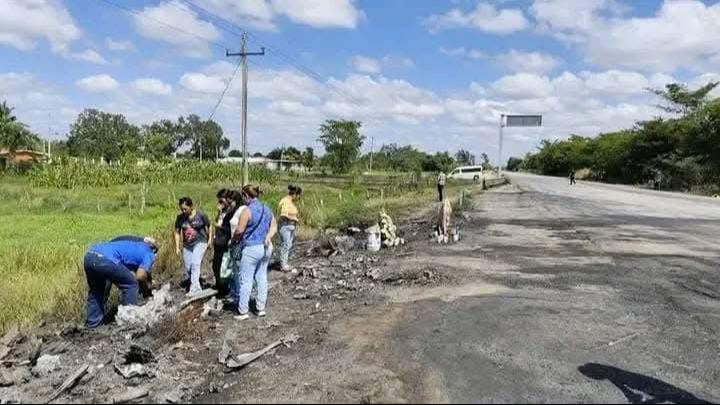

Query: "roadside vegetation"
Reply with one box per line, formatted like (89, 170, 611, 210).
(508, 82, 720, 194)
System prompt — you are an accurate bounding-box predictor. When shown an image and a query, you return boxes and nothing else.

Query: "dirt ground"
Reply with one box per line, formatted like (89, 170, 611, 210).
(3, 174, 720, 404)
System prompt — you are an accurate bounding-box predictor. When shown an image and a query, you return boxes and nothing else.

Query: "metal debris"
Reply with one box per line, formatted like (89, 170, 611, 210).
(115, 363, 148, 380)
(224, 334, 300, 371)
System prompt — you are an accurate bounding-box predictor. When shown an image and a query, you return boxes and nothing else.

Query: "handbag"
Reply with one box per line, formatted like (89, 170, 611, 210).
(219, 251, 234, 279)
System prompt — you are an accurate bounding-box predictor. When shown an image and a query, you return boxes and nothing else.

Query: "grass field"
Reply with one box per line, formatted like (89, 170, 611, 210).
(0, 173, 466, 334)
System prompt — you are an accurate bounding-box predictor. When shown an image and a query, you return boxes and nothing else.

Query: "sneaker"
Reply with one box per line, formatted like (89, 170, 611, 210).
(234, 314, 250, 321)
(258, 311, 267, 318)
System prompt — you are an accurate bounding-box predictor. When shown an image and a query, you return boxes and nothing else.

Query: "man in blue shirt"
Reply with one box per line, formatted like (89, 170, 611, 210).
(84, 237, 159, 329)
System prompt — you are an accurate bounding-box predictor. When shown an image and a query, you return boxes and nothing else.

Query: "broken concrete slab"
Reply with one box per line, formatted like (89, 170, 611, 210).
(31, 355, 61, 377)
(117, 284, 174, 328)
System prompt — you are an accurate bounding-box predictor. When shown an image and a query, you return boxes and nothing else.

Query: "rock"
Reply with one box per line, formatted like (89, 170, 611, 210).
(366, 268, 382, 281)
(0, 369, 14, 387)
(164, 392, 182, 404)
(117, 284, 173, 328)
(31, 354, 61, 377)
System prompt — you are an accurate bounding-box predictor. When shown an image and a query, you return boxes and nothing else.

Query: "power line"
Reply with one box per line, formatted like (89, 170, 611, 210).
(172, 0, 367, 107)
(207, 59, 242, 121)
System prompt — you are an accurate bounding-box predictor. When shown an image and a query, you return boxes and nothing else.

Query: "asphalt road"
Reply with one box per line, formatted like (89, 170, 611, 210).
(210, 174, 720, 404)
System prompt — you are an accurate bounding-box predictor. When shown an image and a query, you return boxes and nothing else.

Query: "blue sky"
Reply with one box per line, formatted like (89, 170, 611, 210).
(1, 0, 720, 162)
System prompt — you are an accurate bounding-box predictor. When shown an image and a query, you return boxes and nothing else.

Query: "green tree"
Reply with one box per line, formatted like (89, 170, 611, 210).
(318, 120, 364, 174)
(0, 101, 41, 159)
(268, 146, 302, 161)
(142, 119, 184, 160)
(179, 114, 229, 160)
(66, 109, 142, 162)
(455, 149, 476, 166)
(229, 149, 243, 158)
(302, 147, 315, 170)
(506, 157, 524, 172)
(649, 82, 719, 116)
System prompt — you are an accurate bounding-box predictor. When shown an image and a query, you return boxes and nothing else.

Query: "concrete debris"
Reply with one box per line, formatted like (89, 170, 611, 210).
(117, 284, 174, 328)
(115, 363, 148, 380)
(113, 387, 149, 404)
(45, 364, 89, 404)
(224, 334, 300, 371)
(31, 355, 61, 377)
(0, 369, 14, 387)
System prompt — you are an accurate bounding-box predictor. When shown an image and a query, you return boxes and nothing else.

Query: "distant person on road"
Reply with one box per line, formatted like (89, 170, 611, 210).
(437, 171, 447, 202)
(230, 184, 278, 320)
(84, 237, 158, 329)
(278, 185, 303, 273)
(175, 197, 211, 296)
(569, 169, 577, 185)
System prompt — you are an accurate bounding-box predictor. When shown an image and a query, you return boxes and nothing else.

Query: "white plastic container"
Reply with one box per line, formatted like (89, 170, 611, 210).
(366, 225, 382, 252)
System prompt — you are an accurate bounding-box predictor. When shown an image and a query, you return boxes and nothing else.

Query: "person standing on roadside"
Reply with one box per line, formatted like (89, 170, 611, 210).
(570, 169, 577, 185)
(84, 237, 158, 328)
(437, 171, 447, 202)
(278, 185, 302, 273)
(175, 197, 211, 296)
(211, 189, 232, 298)
(231, 184, 277, 320)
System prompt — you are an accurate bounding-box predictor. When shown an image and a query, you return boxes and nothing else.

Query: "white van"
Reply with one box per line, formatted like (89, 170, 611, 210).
(448, 165, 484, 182)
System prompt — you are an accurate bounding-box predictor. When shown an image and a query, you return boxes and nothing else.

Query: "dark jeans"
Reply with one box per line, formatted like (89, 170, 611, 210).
(84, 252, 138, 328)
(212, 243, 230, 297)
(438, 185, 445, 202)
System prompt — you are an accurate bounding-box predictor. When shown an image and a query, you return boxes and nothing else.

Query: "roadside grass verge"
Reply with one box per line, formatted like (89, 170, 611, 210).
(0, 177, 471, 334)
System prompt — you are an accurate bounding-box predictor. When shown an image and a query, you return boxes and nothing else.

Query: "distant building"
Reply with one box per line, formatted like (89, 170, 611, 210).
(0, 149, 47, 169)
(218, 156, 306, 172)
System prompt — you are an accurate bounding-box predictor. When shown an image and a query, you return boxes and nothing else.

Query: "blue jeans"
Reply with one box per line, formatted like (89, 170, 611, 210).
(183, 242, 208, 294)
(235, 244, 272, 315)
(84, 252, 138, 329)
(279, 223, 296, 268)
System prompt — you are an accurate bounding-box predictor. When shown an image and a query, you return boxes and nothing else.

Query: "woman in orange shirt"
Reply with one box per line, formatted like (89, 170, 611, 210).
(277, 185, 302, 272)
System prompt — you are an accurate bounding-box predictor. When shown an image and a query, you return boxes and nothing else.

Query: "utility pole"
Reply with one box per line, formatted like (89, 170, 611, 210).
(498, 114, 505, 175)
(227, 33, 265, 186)
(369, 135, 374, 175)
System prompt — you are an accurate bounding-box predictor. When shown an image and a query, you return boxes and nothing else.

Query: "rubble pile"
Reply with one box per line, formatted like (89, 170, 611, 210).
(117, 284, 174, 329)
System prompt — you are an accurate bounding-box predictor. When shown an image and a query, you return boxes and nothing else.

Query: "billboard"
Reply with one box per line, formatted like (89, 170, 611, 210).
(505, 115, 543, 127)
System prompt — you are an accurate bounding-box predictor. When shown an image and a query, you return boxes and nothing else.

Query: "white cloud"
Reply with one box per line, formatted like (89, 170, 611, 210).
(106, 38, 135, 52)
(132, 78, 173, 96)
(179, 72, 226, 94)
(351, 56, 382, 74)
(425, 2, 530, 34)
(492, 73, 555, 99)
(70, 49, 110, 65)
(532, 0, 720, 73)
(271, 0, 363, 29)
(76, 75, 120, 93)
(439, 47, 486, 60)
(193, 0, 277, 31)
(382, 55, 416, 69)
(497, 50, 561, 74)
(0, 0, 81, 54)
(134, 1, 221, 58)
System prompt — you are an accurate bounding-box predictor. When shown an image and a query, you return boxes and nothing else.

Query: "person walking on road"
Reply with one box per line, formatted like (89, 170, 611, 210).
(278, 185, 302, 273)
(175, 197, 211, 296)
(231, 185, 278, 320)
(84, 237, 158, 328)
(437, 171, 447, 202)
(569, 169, 577, 185)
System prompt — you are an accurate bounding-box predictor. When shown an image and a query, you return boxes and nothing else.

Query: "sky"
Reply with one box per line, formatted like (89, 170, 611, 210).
(1, 0, 720, 162)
